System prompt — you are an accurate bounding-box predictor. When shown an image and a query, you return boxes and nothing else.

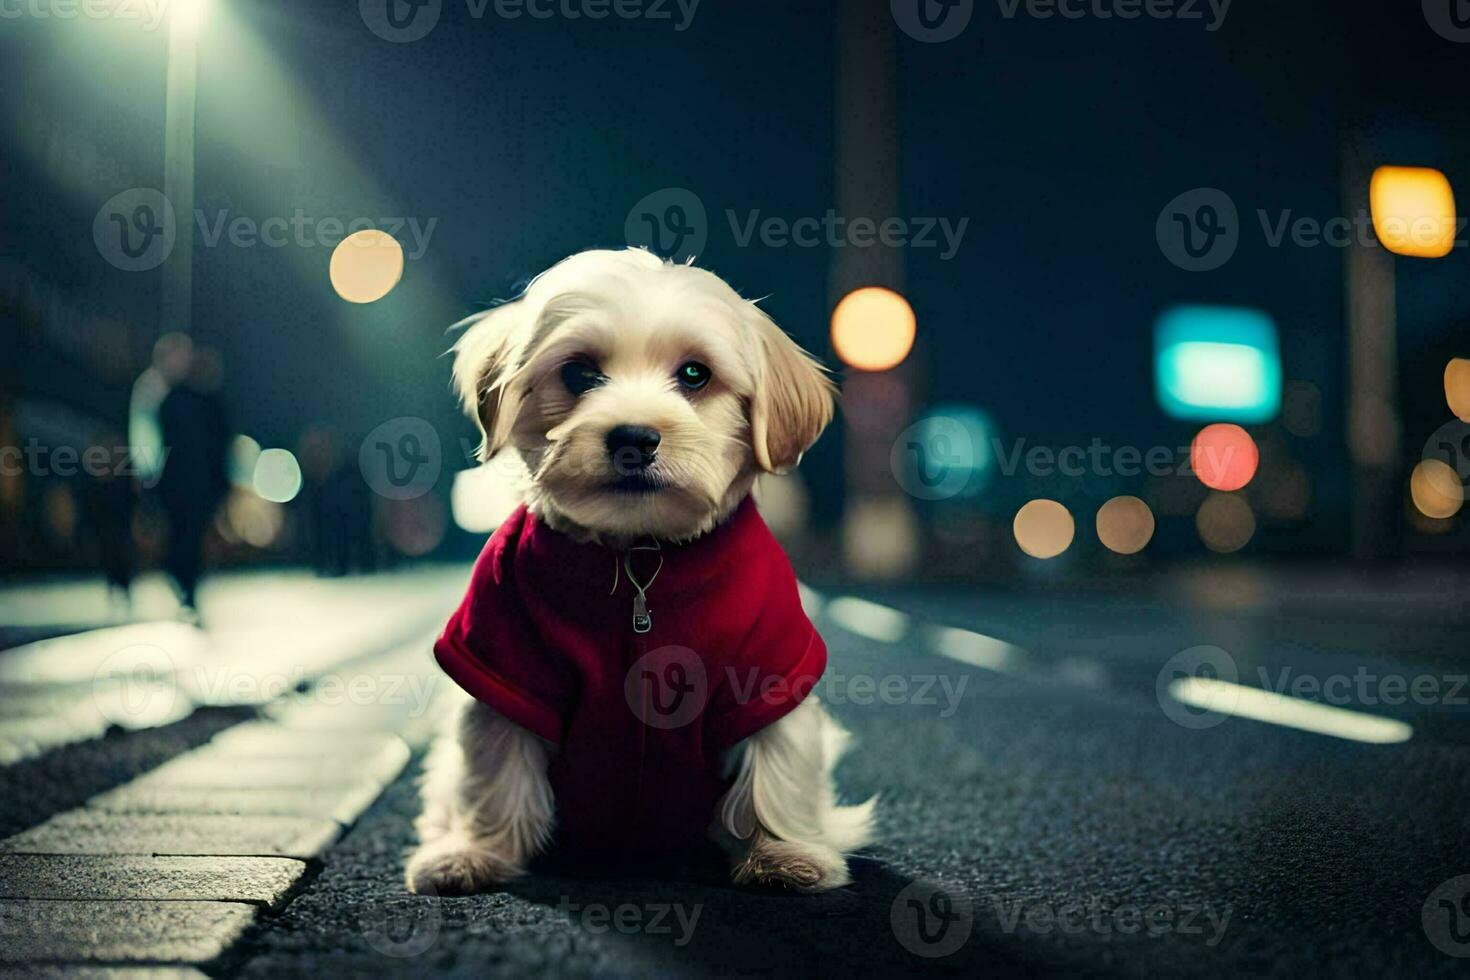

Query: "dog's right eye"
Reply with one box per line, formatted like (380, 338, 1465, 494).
(560, 360, 605, 396)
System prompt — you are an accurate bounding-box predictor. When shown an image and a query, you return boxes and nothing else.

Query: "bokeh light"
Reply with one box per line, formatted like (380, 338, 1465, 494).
(451, 457, 525, 533)
(252, 448, 303, 503)
(1196, 492, 1255, 553)
(1154, 306, 1281, 423)
(223, 489, 285, 548)
(831, 287, 916, 372)
(329, 229, 404, 304)
(228, 435, 262, 487)
(1191, 423, 1259, 492)
(1369, 166, 1456, 259)
(1096, 495, 1155, 555)
(1013, 499, 1074, 559)
(1446, 358, 1470, 422)
(1410, 459, 1463, 520)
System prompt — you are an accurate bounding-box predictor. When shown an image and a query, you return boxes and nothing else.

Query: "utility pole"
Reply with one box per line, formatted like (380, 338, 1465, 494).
(1341, 133, 1401, 560)
(833, 0, 919, 578)
(161, 4, 202, 336)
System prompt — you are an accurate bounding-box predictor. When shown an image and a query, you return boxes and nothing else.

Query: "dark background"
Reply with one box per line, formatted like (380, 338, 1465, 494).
(2, 0, 1467, 571)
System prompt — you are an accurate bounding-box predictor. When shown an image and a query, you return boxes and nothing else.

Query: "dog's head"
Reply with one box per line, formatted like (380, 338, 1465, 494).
(452, 248, 835, 541)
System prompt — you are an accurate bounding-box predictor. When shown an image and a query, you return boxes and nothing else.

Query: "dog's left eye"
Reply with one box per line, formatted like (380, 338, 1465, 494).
(675, 361, 711, 391)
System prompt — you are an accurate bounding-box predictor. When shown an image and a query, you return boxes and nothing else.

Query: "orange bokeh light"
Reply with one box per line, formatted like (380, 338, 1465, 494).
(1446, 358, 1470, 422)
(1191, 423, 1259, 492)
(1369, 166, 1457, 259)
(830, 287, 916, 372)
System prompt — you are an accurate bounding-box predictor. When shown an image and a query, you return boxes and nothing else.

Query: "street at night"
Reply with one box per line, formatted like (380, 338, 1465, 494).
(4, 0, 1470, 976)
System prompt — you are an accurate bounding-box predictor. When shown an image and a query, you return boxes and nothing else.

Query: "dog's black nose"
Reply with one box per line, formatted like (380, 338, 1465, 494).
(606, 425, 661, 471)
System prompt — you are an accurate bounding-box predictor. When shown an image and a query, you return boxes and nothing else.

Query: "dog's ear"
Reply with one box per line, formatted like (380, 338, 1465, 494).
(748, 308, 837, 474)
(452, 300, 527, 462)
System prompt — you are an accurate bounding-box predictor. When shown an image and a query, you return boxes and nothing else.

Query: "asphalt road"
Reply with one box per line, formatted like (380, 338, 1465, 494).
(5, 566, 1470, 976)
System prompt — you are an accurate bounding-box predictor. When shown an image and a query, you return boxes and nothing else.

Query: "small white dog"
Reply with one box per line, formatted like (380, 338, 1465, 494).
(407, 248, 874, 896)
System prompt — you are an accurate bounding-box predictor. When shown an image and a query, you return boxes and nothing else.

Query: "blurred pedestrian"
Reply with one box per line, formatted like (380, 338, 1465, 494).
(83, 430, 136, 616)
(156, 344, 231, 620)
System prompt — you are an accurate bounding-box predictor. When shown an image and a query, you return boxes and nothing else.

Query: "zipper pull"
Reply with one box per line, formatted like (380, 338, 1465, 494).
(632, 593, 652, 634)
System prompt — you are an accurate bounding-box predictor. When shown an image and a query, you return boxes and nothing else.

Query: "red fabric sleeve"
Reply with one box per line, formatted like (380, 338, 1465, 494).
(702, 546, 828, 749)
(432, 511, 571, 744)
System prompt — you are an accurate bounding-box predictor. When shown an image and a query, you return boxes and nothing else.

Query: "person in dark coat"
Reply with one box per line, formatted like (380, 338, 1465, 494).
(155, 347, 231, 617)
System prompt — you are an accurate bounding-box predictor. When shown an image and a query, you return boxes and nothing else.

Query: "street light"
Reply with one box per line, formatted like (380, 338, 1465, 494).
(160, 0, 210, 335)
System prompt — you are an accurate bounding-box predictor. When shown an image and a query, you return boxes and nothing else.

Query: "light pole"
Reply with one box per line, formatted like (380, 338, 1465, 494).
(160, 0, 206, 336)
(833, 0, 919, 579)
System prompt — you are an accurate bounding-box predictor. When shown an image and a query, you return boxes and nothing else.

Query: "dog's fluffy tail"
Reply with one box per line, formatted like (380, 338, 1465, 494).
(817, 707, 877, 851)
(721, 696, 877, 853)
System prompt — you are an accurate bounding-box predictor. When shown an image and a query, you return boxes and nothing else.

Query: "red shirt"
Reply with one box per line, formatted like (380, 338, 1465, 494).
(434, 496, 826, 863)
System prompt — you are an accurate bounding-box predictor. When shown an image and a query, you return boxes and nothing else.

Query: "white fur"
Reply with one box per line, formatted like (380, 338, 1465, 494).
(407, 248, 871, 895)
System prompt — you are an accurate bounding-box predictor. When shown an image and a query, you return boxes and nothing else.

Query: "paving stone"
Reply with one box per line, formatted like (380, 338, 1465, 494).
(88, 781, 385, 826)
(0, 855, 306, 912)
(208, 721, 406, 757)
(0, 899, 255, 964)
(127, 739, 409, 791)
(0, 812, 340, 860)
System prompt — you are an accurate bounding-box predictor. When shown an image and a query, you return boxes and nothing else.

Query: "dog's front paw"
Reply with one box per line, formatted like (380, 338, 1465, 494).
(405, 837, 522, 896)
(732, 836, 851, 894)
